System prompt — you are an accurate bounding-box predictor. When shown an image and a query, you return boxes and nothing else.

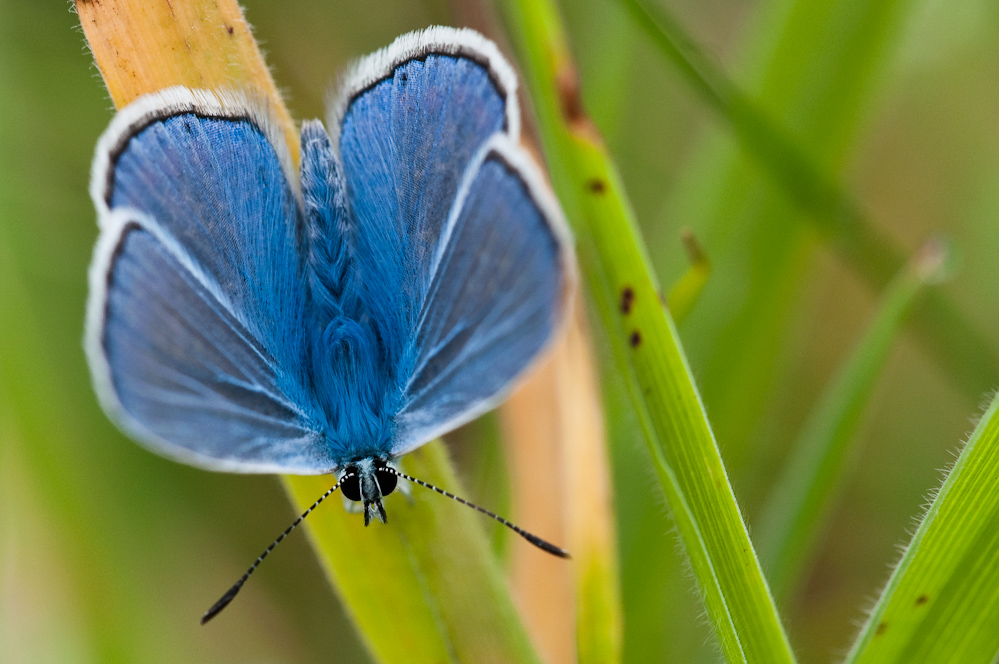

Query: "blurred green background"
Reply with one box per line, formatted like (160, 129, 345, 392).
(2, 0, 998, 662)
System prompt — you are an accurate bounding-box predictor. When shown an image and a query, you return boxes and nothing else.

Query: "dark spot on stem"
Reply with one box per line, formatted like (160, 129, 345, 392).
(629, 330, 641, 348)
(915, 594, 928, 606)
(620, 287, 635, 314)
(876, 622, 888, 636)
(588, 178, 606, 194)
(556, 65, 585, 124)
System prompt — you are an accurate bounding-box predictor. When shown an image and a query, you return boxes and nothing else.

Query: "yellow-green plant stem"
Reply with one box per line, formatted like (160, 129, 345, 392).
(755, 241, 949, 600)
(844, 390, 999, 663)
(617, 0, 997, 404)
(503, 1, 795, 661)
(286, 443, 541, 664)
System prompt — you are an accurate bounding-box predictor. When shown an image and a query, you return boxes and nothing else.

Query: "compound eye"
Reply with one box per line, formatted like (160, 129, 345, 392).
(340, 473, 361, 502)
(375, 469, 397, 496)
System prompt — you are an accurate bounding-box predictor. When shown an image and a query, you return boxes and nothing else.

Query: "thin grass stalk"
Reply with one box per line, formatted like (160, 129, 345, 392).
(755, 240, 949, 600)
(502, 0, 796, 660)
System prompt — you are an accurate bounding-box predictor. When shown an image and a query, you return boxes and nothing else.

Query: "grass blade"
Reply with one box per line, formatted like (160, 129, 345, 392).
(556, 309, 623, 664)
(618, 0, 997, 405)
(501, 308, 623, 664)
(75, 2, 542, 661)
(844, 390, 999, 663)
(755, 240, 950, 600)
(502, 1, 796, 660)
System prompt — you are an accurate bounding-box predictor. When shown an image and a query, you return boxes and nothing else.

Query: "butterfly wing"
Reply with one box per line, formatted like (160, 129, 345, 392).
(391, 135, 573, 454)
(331, 28, 573, 456)
(86, 88, 333, 474)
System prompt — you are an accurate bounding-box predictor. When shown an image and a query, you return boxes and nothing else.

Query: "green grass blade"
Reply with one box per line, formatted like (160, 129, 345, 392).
(755, 241, 949, 600)
(618, 0, 997, 404)
(649, 0, 921, 490)
(284, 445, 541, 664)
(502, 2, 795, 660)
(844, 389, 999, 663)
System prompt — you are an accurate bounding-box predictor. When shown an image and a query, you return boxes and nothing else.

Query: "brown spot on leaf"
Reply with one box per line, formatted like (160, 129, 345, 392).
(629, 330, 641, 348)
(876, 622, 888, 636)
(556, 64, 585, 124)
(588, 178, 606, 194)
(226, 24, 234, 35)
(554, 63, 602, 142)
(620, 287, 635, 314)
(916, 594, 928, 606)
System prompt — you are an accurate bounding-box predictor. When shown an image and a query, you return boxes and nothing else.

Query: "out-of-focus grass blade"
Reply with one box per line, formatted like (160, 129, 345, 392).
(633, 0, 945, 496)
(75, 3, 542, 662)
(667, 230, 710, 324)
(502, 1, 796, 661)
(844, 389, 999, 663)
(0, 231, 136, 662)
(618, 0, 997, 404)
(555, 307, 623, 664)
(756, 240, 950, 600)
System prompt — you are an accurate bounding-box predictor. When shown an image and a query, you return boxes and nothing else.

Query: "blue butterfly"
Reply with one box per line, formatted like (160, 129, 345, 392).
(84, 27, 574, 620)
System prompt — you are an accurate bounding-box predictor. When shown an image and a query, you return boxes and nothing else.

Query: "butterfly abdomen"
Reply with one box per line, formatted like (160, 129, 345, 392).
(308, 313, 398, 461)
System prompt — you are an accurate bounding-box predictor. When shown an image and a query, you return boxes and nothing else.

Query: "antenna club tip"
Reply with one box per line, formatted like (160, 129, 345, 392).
(201, 585, 241, 625)
(540, 542, 572, 559)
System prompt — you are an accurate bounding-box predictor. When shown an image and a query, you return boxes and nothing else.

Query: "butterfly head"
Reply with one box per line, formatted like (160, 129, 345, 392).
(338, 457, 398, 526)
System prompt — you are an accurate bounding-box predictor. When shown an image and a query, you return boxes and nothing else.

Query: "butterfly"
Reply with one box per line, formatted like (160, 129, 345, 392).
(84, 26, 574, 621)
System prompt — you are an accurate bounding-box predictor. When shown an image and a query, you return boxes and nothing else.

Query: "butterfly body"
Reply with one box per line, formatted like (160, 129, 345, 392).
(86, 28, 572, 513)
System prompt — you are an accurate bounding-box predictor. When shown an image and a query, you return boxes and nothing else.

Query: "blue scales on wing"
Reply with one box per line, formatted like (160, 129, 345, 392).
(317, 36, 573, 458)
(88, 91, 336, 473)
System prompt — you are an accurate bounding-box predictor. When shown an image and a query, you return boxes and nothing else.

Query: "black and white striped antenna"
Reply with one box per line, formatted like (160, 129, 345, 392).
(200, 474, 352, 625)
(384, 466, 571, 559)
(201, 467, 569, 625)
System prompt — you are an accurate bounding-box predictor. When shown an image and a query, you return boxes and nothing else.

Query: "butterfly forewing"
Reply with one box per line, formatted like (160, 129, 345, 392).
(332, 31, 518, 374)
(87, 89, 332, 474)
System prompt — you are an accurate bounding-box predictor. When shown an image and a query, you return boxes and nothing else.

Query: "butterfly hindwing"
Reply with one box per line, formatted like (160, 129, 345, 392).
(88, 212, 333, 473)
(391, 135, 572, 454)
(87, 89, 333, 473)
